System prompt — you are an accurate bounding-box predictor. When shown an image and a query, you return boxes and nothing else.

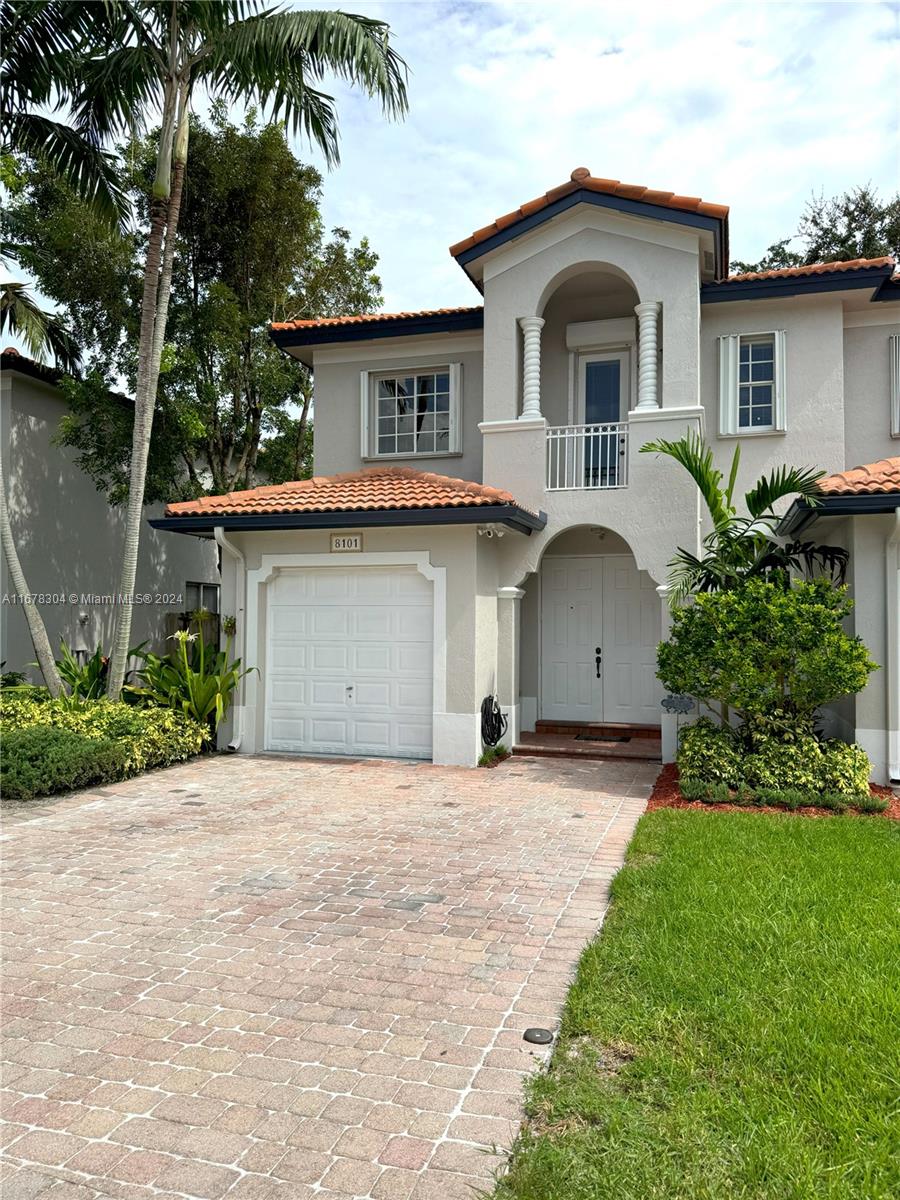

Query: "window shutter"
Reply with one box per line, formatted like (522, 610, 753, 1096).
(449, 362, 462, 453)
(773, 329, 787, 431)
(359, 371, 370, 457)
(717, 334, 739, 436)
(891, 334, 900, 438)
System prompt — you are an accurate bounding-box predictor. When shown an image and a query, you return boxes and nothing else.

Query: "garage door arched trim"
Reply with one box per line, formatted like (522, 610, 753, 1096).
(242, 551, 447, 756)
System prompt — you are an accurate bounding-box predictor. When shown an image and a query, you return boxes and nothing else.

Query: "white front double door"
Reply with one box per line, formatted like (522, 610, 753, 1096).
(540, 556, 661, 725)
(265, 566, 433, 759)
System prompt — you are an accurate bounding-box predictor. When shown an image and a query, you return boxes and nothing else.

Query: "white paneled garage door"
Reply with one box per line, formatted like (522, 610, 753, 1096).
(265, 566, 433, 759)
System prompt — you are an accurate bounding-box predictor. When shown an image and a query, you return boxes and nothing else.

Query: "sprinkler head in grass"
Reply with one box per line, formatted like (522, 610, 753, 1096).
(523, 1027, 553, 1045)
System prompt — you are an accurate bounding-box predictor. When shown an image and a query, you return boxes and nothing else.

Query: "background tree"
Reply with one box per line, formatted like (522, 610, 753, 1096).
(5, 1, 408, 697)
(7, 108, 382, 503)
(730, 184, 900, 274)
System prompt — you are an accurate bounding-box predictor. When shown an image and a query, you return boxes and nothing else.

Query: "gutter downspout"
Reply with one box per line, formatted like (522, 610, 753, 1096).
(214, 526, 245, 753)
(887, 509, 900, 783)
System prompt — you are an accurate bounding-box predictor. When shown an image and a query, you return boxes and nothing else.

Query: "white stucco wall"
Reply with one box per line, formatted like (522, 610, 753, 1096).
(842, 320, 900, 468)
(0, 367, 218, 678)
(699, 295, 848, 533)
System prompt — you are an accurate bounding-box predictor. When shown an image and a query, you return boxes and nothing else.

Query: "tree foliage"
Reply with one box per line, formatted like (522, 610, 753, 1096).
(730, 184, 900, 274)
(7, 109, 383, 501)
(658, 579, 876, 730)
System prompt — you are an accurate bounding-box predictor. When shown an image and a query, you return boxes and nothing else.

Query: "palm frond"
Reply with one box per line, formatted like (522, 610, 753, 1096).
(0, 282, 81, 372)
(744, 464, 824, 518)
(196, 8, 408, 165)
(2, 111, 130, 226)
(640, 430, 734, 530)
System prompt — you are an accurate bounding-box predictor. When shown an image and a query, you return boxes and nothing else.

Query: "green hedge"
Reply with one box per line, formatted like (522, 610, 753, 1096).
(0, 694, 207, 801)
(678, 717, 875, 805)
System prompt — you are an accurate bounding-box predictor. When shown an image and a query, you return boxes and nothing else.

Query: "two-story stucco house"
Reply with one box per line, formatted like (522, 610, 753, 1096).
(153, 169, 900, 783)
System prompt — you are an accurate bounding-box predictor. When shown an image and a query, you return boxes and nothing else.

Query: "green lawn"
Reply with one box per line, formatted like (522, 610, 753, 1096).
(493, 810, 900, 1200)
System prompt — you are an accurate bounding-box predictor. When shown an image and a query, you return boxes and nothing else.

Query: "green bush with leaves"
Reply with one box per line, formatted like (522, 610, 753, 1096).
(0, 693, 207, 799)
(677, 719, 743, 787)
(817, 740, 872, 797)
(659, 579, 876, 728)
(741, 735, 825, 793)
(1, 726, 130, 801)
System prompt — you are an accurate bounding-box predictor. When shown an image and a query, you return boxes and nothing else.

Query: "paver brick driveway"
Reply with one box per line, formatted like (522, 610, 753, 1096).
(1, 753, 655, 1200)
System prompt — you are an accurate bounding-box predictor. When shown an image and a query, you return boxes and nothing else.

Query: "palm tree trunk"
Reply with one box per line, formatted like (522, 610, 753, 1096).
(106, 83, 186, 697)
(0, 458, 63, 695)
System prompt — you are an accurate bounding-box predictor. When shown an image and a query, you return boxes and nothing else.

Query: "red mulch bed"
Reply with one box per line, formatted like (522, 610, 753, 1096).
(648, 762, 899, 820)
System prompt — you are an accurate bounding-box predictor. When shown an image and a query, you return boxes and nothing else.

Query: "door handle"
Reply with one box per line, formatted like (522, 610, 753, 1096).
(595, 647, 602, 678)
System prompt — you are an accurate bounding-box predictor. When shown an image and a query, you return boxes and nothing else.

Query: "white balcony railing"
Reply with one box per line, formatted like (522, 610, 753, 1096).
(546, 422, 629, 490)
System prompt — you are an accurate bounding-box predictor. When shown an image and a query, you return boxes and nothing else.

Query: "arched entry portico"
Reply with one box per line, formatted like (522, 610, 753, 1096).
(508, 525, 664, 739)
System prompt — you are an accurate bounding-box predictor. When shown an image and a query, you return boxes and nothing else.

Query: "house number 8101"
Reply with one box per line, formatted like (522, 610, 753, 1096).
(330, 534, 362, 552)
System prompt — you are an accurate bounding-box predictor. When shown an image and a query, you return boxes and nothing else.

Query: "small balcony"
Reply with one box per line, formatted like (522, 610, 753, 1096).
(546, 422, 629, 491)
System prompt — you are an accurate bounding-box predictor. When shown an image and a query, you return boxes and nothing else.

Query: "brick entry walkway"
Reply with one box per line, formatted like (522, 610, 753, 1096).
(1, 753, 655, 1200)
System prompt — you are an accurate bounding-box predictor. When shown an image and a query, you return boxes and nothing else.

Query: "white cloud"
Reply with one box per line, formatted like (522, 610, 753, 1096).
(288, 0, 899, 311)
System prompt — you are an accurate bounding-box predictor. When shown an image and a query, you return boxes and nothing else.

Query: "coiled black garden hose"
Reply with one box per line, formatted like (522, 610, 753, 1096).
(480, 694, 508, 747)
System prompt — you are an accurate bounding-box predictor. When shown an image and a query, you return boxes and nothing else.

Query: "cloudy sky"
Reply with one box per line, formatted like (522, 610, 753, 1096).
(290, 0, 898, 313)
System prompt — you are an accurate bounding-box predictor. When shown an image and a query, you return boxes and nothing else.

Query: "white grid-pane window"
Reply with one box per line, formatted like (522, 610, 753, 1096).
(374, 369, 453, 456)
(718, 331, 785, 436)
(738, 336, 775, 429)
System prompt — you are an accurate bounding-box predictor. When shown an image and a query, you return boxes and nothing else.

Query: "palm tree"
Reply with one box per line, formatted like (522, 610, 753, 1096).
(640, 432, 847, 604)
(5, 2, 408, 697)
(0, 458, 63, 695)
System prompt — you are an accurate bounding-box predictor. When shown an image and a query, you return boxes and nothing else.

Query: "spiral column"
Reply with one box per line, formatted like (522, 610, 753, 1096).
(518, 315, 545, 419)
(634, 301, 661, 409)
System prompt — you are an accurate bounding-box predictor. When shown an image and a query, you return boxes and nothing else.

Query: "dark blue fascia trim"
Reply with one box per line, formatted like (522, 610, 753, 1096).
(149, 503, 547, 537)
(453, 189, 726, 278)
(873, 275, 900, 303)
(701, 266, 893, 304)
(778, 493, 900, 536)
(270, 308, 484, 350)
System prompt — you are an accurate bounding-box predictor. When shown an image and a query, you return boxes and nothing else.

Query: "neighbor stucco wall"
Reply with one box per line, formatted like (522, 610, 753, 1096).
(847, 513, 895, 783)
(311, 339, 484, 482)
(842, 321, 900, 468)
(0, 368, 218, 677)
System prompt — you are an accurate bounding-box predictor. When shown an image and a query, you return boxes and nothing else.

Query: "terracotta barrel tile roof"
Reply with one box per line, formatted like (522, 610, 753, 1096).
(725, 256, 895, 284)
(449, 167, 729, 258)
(271, 306, 482, 332)
(165, 467, 527, 518)
(817, 457, 900, 496)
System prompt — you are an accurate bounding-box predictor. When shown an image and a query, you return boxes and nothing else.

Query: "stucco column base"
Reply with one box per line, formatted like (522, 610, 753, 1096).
(496, 586, 524, 748)
(656, 584, 678, 764)
(433, 712, 481, 767)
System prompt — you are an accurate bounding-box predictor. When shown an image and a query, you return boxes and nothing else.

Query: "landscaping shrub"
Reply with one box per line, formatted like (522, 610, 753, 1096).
(818, 740, 871, 797)
(663, 579, 877, 798)
(659, 580, 876, 726)
(857, 794, 889, 815)
(0, 694, 207, 800)
(1, 726, 130, 800)
(677, 719, 742, 787)
(741, 735, 824, 792)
